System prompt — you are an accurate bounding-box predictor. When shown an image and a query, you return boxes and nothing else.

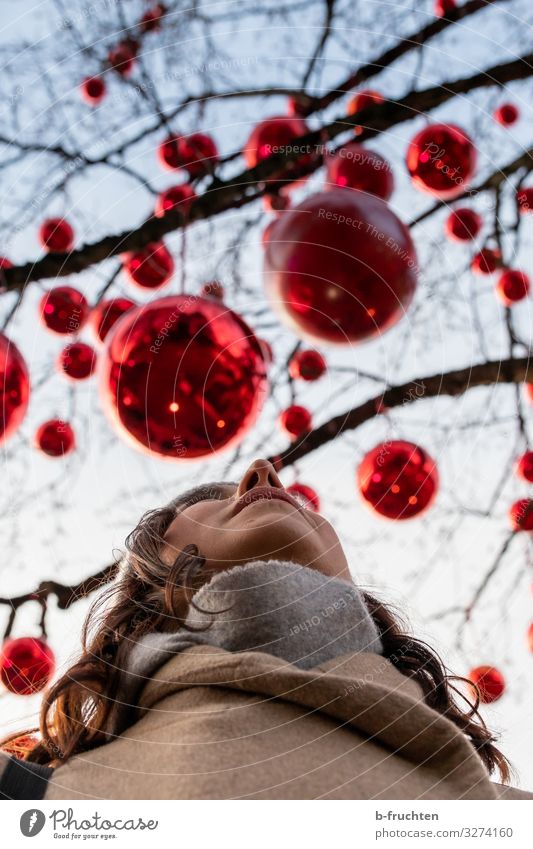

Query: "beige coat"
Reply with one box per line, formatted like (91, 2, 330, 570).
(43, 646, 532, 800)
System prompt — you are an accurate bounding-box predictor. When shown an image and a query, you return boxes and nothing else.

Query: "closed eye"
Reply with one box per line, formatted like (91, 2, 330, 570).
(175, 482, 237, 514)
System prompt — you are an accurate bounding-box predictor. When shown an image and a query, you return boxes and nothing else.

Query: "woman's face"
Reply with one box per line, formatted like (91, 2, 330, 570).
(162, 458, 352, 581)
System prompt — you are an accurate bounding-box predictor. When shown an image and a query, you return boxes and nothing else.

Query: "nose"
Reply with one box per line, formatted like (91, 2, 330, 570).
(236, 458, 284, 498)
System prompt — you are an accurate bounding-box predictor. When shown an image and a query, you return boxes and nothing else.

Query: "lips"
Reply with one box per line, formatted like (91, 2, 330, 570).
(232, 486, 300, 517)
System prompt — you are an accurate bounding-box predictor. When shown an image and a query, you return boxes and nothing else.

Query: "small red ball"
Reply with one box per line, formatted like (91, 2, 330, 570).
(35, 419, 76, 457)
(80, 76, 106, 105)
(347, 89, 384, 134)
(90, 297, 136, 344)
(468, 665, 505, 704)
(289, 349, 327, 381)
(40, 286, 89, 335)
(139, 3, 166, 31)
(0, 256, 13, 271)
(286, 482, 320, 512)
(494, 103, 519, 126)
(0, 637, 55, 696)
(58, 342, 97, 381)
(108, 42, 136, 77)
(516, 451, 533, 483)
(155, 184, 196, 218)
(528, 623, 533, 653)
(326, 142, 394, 200)
(406, 123, 477, 199)
(358, 440, 438, 520)
(1, 734, 39, 759)
(123, 241, 174, 289)
(445, 208, 482, 242)
(158, 133, 218, 178)
(516, 187, 533, 214)
(200, 280, 224, 300)
(509, 498, 533, 531)
(245, 116, 313, 193)
(39, 217, 75, 253)
(495, 269, 530, 306)
(287, 96, 307, 117)
(278, 405, 312, 439)
(525, 384, 533, 404)
(0, 333, 30, 445)
(434, 0, 456, 16)
(470, 247, 501, 276)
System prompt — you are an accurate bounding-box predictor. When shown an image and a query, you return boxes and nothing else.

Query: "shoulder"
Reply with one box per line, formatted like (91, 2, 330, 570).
(492, 782, 533, 800)
(0, 752, 53, 800)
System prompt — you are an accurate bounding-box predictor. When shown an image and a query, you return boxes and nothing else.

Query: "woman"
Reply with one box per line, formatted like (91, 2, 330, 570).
(1, 458, 531, 800)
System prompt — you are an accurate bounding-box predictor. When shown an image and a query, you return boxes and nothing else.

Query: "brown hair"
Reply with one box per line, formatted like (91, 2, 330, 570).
(3, 487, 511, 782)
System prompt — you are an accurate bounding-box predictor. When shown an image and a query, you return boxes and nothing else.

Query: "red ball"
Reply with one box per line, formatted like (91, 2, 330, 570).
(525, 384, 533, 403)
(0, 333, 30, 445)
(155, 184, 196, 218)
(158, 133, 218, 178)
(516, 187, 533, 214)
(406, 124, 476, 199)
(286, 482, 320, 512)
(528, 623, 533, 653)
(494, 103, 519, 126)
(40, 286, 89, 335)
(495, 269, 530, 306)
(80, 76, 106, 105)
(509, 498, 533, 531)
(139, 3, 166, 31)
(357, 440, 438, 520)
(326, 143, 394, 200)
(289, 349, 327, 381)
(516, 451, 533, 483)
(35, 419, 75, 457)
(58, 342, 97, 381)
(90, 297, 136, 344)
(123, 241, 174, 289)
(39, 217, 75, 253)
(287, 96, 307, 117)
(100, 295, 267, 459)
(434, 0, 456, 16)
(0, 256, 13, 271)
(264, 189, 418, 344)
(468, 665, 505, 704)
(445, 208, 482, 242)
(0, 637, 55, 696)
(108, 42, 136, 77)
(1, 734, 38, 759)
(245, 116, 313, 193)
(200, 280, 224, 300)
(470, 247, 501, 275)
(347, 89, 384, 134)
(278, 405, 313, 439)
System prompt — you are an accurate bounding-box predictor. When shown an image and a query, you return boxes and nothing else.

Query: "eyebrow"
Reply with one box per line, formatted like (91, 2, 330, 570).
(174, 481, 237, 514)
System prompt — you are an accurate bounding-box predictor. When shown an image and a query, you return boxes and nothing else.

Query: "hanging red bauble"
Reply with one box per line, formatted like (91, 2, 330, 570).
(468, 665, 505, 704)
(494, 103, 519, 126)
(58, 342, 97, 381)
(0, 333, 29, 445)
(0, 256, 13, 272)
(35, 419, 75, 457)
(0, 637, 55, 696)
(244, 116, 312, 193)
(278, 405, 312, 439)
(357, 440, 438, 520)
(1, 734, 38, 759)
(326, 143, 394, 200)
(347, 89, 384, 134)
(155, 184, 196, 218)
(528, 623, 533, 652)
(434, 0, 456, 16)
(515, 451, 533, 483)
(509, 498, 533, 531)
(445, 208, 482, 242)
(40, 286, 89, 335)
(80, 76, 106, 105)
(526, 384, 533, 403)
(108, 42, 137, 77)
(264, 189, 418, 344)
(470, 247, 501, 276)
(139, 3, 166, 31)
(100, 295, 267, 459)
(286, 482, 320, 512)
(90, 297, 136, 344)
(200, 280, 224, 300)
(123, 241, 174, 289)
(289, 349, 327, 381)
(495, 269, 530, 306)
(39, 217, 75, 253)
(262, 193, 291, 214)
(157, 133, 219, 178)
(517, 187, 533, 214)
(406, 124, 476, 199)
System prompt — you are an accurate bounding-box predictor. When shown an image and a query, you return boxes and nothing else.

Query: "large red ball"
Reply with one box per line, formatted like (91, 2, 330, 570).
(58, 342, 97, 381)
(495, 269, 530, 306)
(357, 440, 438, 520)
(515, 451, 533, 483)
(0, 333, 30, 445)
(40, 286, 89, 335)
(470, 247, 501, 276)
(278, 405, 313, 439)
(264, 189, 418, 344)
(286, 482, 320, 512)
(0, 637, 55, 696)
(326, 143, 394, 200)
(123, 241, 174, 289)
(39, 217, 75, 253)
(445, 208, 482, 242)
(509, 498, 533, 531)
(244, 116, 312, 193)
(100, 295, 267, 459)
(35, 419, 75, 457)
(90, 297, 136, 344)
(155, 184, 196, 218)
(494, 103, 519, 126)
(80, 76, 106, 105)
(289, 349, 327, 381)
(468, 665, 505, 704)
(406, 124, 476, 199)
